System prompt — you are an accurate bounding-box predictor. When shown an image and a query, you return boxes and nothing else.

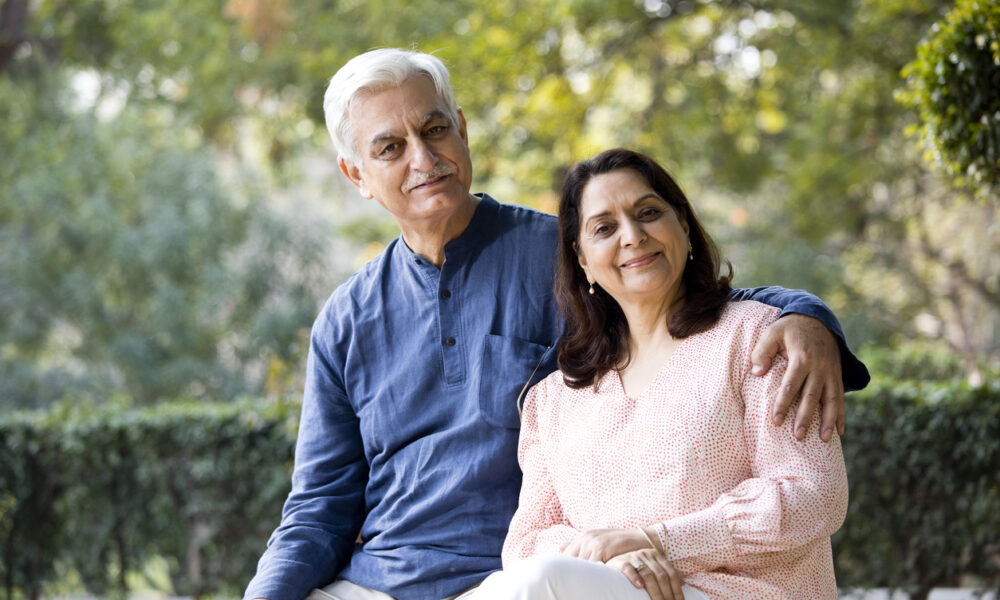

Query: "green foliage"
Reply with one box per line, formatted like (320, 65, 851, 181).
(0, 398, 297, 599)
(858, 341, 971, 381)
(0, 71, 332, 409)
(834, 378, 1000, 600)
(900, 0, 1000, 197)
(6, 0, 998, 381)
(2, 374, 998, 598)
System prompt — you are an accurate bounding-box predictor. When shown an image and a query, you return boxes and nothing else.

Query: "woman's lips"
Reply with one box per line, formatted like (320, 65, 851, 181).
(620, 252, 660, 269)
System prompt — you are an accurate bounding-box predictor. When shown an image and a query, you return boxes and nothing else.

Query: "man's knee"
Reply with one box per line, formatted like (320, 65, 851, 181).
(306, 580, 396, 600)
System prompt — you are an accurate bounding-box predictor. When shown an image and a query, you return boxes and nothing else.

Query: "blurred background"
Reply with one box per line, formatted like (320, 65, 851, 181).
(1, 0, 997, 598)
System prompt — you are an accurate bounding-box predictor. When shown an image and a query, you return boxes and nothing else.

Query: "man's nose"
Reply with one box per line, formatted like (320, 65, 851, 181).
(409, 139, 438, 171)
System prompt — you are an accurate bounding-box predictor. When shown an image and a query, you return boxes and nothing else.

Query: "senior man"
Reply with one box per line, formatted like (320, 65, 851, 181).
(244, 48, 869, 600)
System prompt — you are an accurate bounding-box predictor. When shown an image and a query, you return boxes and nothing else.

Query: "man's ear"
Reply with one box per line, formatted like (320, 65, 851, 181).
(338, 156, 374, 199)
(457, 108, 469, 144)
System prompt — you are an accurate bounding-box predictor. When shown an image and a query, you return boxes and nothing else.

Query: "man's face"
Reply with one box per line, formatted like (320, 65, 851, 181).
(339, 75, 474, 229)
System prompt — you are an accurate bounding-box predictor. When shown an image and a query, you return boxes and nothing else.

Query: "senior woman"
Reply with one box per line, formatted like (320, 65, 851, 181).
(474, 149, 848, 600)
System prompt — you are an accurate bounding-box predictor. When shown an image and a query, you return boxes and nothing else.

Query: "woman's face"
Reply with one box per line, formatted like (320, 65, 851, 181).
(576, 168, 690, 312)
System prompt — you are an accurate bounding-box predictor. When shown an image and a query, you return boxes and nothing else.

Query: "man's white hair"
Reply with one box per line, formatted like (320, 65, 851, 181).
(323, 48, 461, 166)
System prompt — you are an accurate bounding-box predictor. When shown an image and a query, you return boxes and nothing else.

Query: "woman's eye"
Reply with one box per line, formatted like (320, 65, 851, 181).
(638, 207, 661, 220)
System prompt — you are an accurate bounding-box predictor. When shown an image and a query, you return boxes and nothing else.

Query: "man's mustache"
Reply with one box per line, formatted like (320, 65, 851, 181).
(404, 165, 455, 191)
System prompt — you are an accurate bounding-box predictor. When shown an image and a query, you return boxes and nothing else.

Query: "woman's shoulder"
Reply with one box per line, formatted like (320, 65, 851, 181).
(529, 369, 575, 403)
(686, 301, 780, 357)
(717, 300, 781, 332)
(524, 368, 604, 416)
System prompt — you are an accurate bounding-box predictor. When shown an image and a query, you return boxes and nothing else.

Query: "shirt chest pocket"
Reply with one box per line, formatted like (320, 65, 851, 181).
(478, 334, 553, 429)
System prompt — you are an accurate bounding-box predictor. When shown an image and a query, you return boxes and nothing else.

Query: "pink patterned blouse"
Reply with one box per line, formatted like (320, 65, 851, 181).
(502, 301, 848, 599)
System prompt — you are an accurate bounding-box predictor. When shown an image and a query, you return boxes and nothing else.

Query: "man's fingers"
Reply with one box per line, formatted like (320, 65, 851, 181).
(816, 383, 839, 442)
(817, 371, 845, 442)
(772, 360, 807, 426)
(750, 327, 781, 378)
(832, 373, 846, 436)
(793, 375, 822, 441)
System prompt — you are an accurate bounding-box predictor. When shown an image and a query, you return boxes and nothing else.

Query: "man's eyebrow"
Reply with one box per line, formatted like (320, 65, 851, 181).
(421, 110, 449, 128)
(368, 131, 397, 150)
(367, 110, 450, 151)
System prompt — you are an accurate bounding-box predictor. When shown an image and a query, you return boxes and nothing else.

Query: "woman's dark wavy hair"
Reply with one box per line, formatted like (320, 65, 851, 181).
(555, 148, 733, 388)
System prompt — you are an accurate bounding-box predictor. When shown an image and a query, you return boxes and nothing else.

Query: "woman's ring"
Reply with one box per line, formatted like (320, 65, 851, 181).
(630, 559, 646, 572)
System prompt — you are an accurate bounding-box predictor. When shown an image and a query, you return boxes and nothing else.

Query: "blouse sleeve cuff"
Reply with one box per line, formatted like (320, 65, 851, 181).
(659, 505, 733, 561)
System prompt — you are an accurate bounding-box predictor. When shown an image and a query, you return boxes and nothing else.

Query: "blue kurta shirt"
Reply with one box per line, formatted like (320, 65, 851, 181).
(244, 195, 869, 600)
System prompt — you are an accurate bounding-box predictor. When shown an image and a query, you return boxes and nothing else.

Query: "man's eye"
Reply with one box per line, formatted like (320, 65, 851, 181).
(426, 125, 447, 135)
(379, 143, 401, 157)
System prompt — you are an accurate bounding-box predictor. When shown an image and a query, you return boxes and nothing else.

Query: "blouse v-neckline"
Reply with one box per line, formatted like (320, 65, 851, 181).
(612, 335, 692, 401)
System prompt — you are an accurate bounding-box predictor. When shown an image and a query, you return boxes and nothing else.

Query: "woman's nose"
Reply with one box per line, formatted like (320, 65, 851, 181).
(620, 220, 647, 246)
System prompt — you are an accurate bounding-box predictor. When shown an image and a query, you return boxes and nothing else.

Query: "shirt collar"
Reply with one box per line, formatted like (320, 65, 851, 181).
(444, 193, 498, 255)
(393, 193, 500, 269)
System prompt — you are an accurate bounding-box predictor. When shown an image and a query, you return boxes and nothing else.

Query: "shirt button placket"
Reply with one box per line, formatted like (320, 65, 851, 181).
(438, 274, 463, 383)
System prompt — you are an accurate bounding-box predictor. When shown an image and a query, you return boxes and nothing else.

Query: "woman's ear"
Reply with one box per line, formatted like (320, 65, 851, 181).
(574, 241, 595, 284)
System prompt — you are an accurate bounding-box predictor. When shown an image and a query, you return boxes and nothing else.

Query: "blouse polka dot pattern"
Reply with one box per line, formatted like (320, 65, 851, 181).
(502, 301, 849, 600)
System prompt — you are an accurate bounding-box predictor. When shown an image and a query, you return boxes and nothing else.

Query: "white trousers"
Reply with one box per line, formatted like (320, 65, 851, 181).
(471, 555, 708, 600)
(304, 556, 707, 600)
(306, 579, 479, 600)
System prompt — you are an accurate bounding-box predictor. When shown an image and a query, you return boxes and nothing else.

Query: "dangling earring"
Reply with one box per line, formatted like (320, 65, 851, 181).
(688, 245, 694, 261)
(588, 283, 595, 295)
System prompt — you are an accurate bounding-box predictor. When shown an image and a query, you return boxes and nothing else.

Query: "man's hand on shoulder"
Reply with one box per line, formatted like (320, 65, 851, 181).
(751, 313, 845, 443)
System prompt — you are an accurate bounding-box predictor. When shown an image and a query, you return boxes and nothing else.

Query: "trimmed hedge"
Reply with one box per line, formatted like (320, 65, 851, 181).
(1, 380, 998, 599)
(833, 378, 1000, 600)
(0, 399, 297, 599)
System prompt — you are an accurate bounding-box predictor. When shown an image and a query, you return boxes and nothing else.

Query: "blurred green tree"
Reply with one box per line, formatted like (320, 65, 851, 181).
(3, 0, 998, 412)
(0, 66, 331, 408)
(899, 0, 1000, 198)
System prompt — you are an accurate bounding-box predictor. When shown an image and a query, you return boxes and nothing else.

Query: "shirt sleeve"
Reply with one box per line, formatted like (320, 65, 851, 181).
(501, 379, 579, 565)
(657, 344, 849, 566)
(729, 286, 870, 391)
(244, 317, 368, 600)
